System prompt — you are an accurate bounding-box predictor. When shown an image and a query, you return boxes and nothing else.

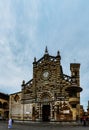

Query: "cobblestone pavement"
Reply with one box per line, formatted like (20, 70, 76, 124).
(0, 121, 89, 130)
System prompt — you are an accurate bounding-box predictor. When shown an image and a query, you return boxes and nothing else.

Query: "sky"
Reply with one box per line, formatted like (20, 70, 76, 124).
(0, 0, 89, 111)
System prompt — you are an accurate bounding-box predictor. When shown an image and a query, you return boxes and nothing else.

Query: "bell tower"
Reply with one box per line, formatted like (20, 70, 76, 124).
(70, 63, 82, 119)
(70, 63, 80, 86)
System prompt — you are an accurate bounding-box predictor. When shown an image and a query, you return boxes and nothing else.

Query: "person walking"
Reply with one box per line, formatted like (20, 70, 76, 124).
(8, 118, 12, 128)
(82, 116, 87, 126)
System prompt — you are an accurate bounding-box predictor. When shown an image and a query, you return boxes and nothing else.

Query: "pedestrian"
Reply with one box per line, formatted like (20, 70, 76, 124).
(8, 118, 12, 128)
(83, 116, 86, 126)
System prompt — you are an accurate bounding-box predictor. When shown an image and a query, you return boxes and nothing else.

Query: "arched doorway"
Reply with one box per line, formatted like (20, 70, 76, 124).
(42, 105, 50, 121)
(40, 92, 52, 121)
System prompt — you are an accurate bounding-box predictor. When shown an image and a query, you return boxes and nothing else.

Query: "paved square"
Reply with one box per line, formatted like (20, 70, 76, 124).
(0, 121, 89, 130)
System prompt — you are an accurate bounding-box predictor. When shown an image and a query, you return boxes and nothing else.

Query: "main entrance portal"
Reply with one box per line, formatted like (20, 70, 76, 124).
(42, 105, 50, 121)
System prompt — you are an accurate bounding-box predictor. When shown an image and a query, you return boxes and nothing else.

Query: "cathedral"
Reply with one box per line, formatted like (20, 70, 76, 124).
(9, 47, 83, 121)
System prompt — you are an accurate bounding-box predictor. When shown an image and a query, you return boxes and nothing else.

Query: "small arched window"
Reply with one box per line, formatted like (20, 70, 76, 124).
(14, 94, 20, 102)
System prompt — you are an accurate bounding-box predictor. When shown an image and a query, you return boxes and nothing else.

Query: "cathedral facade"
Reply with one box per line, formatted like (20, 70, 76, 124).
(9, 47, 82, 121)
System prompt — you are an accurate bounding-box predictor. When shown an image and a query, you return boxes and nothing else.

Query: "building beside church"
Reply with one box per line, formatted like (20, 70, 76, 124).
(9, 47, 83, 121)
(0, 92, 9, 120)
(87, 101, 89, 118)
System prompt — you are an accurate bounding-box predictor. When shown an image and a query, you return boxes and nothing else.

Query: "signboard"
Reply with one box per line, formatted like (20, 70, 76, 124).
(63, 110, 70, 114)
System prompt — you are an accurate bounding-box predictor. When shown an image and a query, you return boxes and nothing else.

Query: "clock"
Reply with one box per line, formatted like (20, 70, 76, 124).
(42, 71, 49, 79)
